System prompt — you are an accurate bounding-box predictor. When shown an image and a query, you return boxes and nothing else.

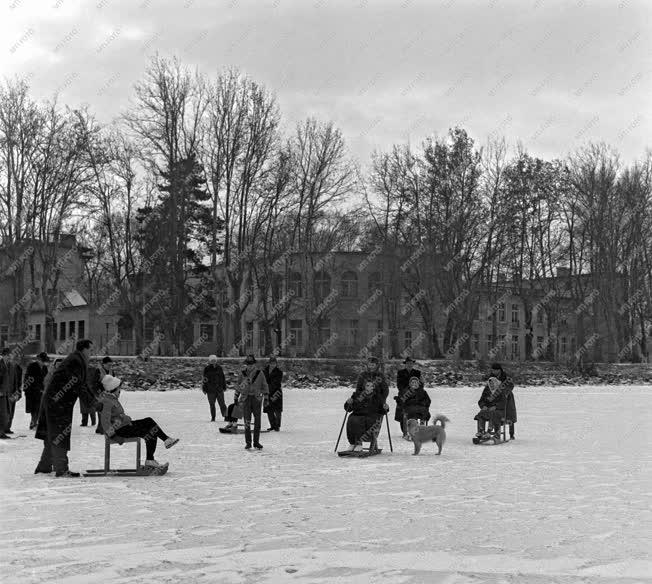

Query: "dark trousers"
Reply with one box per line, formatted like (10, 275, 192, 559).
(266, 408, 282, 430)
(206, 392, 227, 421)
(96, 416, 104, 434)
(347, 414, 382, 445)
(243, 395, 262, 446)
(8, 398, 15, 431)
(114, 417, 169, 460)
(81, 411, 96, 426)
(0, 396, 9, 435)
(37, 438, 69, 473)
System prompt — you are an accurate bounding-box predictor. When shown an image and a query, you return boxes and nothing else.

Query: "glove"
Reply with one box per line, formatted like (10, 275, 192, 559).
(393, 395, 399, 402)
(383, 403, 389, 412)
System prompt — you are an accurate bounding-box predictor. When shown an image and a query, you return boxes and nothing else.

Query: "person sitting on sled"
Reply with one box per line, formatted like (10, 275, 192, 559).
(474, 363, 515, 439)
(99, 375, 179, 469)
(398, 376, 431, 440)
(343, 375, 389, 453)
(222, 393, 243, 431)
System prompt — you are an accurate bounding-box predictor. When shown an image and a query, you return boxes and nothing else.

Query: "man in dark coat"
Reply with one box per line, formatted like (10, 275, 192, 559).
(23, 352, 50, 429)
(343, 356, 389, 451)
(395, 356, 422, 436)
(34, 339, 93, 477)
(202, 355, 227, 422)
(263, 356, 283, 431)
(0, 348, 22, 437)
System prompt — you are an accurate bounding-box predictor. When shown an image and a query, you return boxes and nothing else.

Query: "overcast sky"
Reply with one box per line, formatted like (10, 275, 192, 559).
(1, 0, 650, 166)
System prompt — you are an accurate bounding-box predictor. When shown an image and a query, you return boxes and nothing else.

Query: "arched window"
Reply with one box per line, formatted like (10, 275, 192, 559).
(288, 272, 302, 298)
(341, 270, 358, 297)
(314, 271, 331, 302)
(368, 271, 382, 294)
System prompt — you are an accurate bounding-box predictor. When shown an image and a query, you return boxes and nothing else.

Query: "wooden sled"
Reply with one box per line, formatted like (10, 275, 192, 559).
(338, 447, 382, 458)
(84, 436, 169, 477)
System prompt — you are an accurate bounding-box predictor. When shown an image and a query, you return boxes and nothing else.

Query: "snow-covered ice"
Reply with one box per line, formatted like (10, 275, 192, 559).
(1, 385, 651, 584)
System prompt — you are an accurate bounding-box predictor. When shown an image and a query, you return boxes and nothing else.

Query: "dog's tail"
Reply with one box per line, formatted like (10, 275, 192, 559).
(432, 414, 450, 429)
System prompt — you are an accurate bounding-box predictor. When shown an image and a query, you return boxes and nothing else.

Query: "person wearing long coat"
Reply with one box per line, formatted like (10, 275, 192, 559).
(263, 356, 283, 431)
(395, 356, 422, 435)
(23, 352, 50, 429)
(202, 355, 227, 422)
(34, 340, 93, 477)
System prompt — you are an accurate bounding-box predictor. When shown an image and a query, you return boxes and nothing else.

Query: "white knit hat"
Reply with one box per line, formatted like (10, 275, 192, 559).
(102, 375, 122, 392)
(208, 354, 218, 362)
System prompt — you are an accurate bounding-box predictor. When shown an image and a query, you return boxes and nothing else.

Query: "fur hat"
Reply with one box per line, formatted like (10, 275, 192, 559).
(244, 354, 256, 365)
(208, 354, 218, 362)
(102, 375, 122, 392)
(490, 362, 503, 371)
(403, 356, 415, 364)
(37, 351, 51, 362)
(102, 356, 113, 364)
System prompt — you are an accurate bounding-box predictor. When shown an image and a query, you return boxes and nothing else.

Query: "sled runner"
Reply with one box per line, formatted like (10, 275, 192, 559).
(84, 436, 169, 477)
(338, 447, 383, 458)
(472, 432, 510, 445)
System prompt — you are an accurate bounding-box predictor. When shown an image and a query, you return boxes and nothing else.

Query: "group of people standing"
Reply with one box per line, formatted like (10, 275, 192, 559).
(203, 354, 284, 449)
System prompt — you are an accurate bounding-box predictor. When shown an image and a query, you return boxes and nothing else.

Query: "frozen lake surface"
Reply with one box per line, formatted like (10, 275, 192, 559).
(1, 385, 651, 584)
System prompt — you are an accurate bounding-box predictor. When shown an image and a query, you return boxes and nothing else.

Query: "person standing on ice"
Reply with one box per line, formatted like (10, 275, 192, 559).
(99, 375, 179, 468)
(238, 354, 269, 450)
(23, 352, 50, 430)
(343, 356, 389, 452)
(34, 339, 94, 477)
(395, 356, 422, 438)
(202, 354, 227, 422)
(263, 356, 283, 431)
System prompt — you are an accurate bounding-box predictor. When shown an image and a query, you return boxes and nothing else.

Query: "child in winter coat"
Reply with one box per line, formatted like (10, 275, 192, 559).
(474, 363, 516, 438)
(99, 375, 179, 468)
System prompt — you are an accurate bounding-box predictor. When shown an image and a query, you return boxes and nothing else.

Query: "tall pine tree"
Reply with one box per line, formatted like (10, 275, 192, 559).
(137, 152, 213, 353)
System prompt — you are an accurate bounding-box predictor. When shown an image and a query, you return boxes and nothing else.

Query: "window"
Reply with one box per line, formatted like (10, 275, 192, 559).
(487, 334, 493, 351)
(344, 319, 359, 346)
(245, 322, 253, 351)
(511, 335, 519, 359)
(314, 271, 331, 302)
(500, 334, 507, 355)
(498, 303, 505, 322)
(199, 323, 214, 342)
(511, 304, 519, 324)
(258, 328, 266, 352)
(69, 321, 76, 337)
(35, 324, 42, 341)
(341, 271, 358, 298)
(368, 272, 382, 294)
(537, 336, 544, 349)
(28, 324, 34, 339)
(289, 320, 303, 347)
(59, 322, 66, 341)
(536, 308, 544, 324)
(561, 336, 567, 354)
(288, 272, 302, 298)
(472, 333, 479, 354)
(0, 324, 8, 347)
(271, 276, 283, 304)
(317, 319, 331, 345)
(77, 320, 85, 339)
(404, 330, 412, 349)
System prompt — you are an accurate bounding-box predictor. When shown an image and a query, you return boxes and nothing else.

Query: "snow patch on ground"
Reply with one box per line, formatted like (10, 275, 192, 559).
(1, 385, 651, 583)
